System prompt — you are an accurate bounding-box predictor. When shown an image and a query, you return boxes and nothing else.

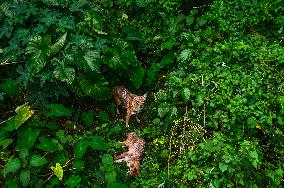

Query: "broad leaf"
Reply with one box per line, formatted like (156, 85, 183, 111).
(129, 66, 145, 89)
(36, 137, 62, 152)
(16, 128, 40, 150)
(47, 104, 72, 117)
(78, 77, 111, 100)
(49, 33, 67, 56)
(74, 140, 89, 159)
(6, 104, 34, 130)
(89, 136, 108, 150)
(20, 170, 30, 187)
(51, 163, 63, 181)
(2, 158, 21, 176)
(65, 175, 81, 188)
(82, 111, 93, 126)
(53, 64, 75, 85)
(0, 139, 13, 149)
(107, 183, 128, 188)
(30, 155, 48, 167)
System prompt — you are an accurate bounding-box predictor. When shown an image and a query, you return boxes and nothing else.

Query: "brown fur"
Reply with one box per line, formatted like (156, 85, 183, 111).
(112, 86, 147, 127)
(114, 132, 146, 177)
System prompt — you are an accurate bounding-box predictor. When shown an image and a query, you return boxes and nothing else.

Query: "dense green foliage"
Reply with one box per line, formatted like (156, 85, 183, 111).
(0, 0, 283, 187)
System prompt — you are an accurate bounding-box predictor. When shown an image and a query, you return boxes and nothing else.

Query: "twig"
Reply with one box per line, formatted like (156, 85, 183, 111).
(202, 75, 206, 128)
(0, 59, 21, 66)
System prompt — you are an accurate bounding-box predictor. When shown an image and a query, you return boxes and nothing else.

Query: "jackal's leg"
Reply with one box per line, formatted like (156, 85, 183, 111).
(125, 109, 131, 128)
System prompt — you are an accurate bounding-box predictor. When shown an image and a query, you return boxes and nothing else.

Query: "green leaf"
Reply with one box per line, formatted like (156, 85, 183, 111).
(101, 154, 114, 172)
(2, 158, 21, 176)
(98, 111, 109, 122)
(181, 88, 191, 102)
(0, 79, 18, 94)
(249, 151, 258, 159)
(82, 111, 93, 126)
(105, 171, 117, 183)
(74, 140, 89, 159)
(158, 103, 170, 118)
(49, 33, 67, 56)
(178, 49, 192, 62)
(47, 104, 72, 117)
(36, 137, 62, 152)
(26, 35, 51, 75)
(51, 163, 63, 181)
(161, 38, 176, 50)
(16, 128, 40, 150)
(56, 130, 67, 144)
(0, 139, 13, 149)
(53, 65, 75, 85)
(160, 54, 175, 66)
(78, 77, 111, 100)
(65, 176, 81, 188)
(196, 94, 204, 106)
(73, 160, 84, 171)
(89, 136, 108, 150)
(219, 163, 228, 172)
(30, 155, 48, 167)
(107, 183, 128, 188)
(83, 50, 101, 72)
(20, 170, 30, 187)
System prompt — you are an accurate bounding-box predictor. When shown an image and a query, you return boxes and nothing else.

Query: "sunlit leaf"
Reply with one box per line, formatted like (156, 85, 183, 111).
(51, 163, 63, 181)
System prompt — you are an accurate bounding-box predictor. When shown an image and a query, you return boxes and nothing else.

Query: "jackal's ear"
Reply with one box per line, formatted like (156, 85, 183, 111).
(143, 93, 147, 98)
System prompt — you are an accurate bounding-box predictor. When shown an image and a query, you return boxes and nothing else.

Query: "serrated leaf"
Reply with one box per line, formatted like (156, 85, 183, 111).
(89, 136, 108, 150)
(178, 49, 192, 62)
(53, 65, 75, 85)
(181, 88, 191, 102)
(65, 175, 81, 188)
(20, 170, 30, 187)
(16, 128, 40, 150)
(2, 158, 21, 176)
(0, 139, 13, 149)
(158, 103, 170, 118)
(161, 38, 176, 50)
(249, 151, 258, 159)
(219, 163, 228, 172)
(47, 104, 72, 117)
(74, 140, 89, 159)
(51, 163, 63, 181)
(36, 137, 62, 152)
(49, 33, 67, 56)
(30, 155, 48, 167)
